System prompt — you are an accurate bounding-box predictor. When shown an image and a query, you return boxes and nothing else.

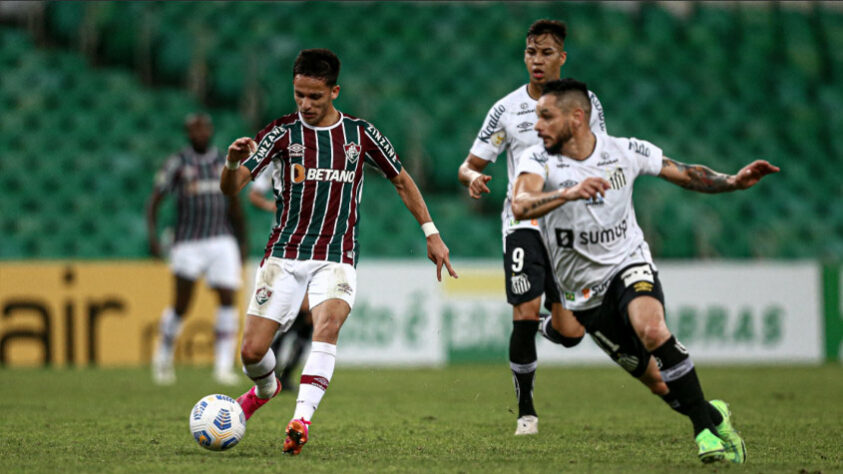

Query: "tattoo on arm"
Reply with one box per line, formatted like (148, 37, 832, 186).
(528, 194, 560, 211)
(662, 158, 733, 193)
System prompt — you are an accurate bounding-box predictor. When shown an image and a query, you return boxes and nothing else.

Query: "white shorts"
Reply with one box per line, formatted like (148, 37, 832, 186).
(246, 257, 357, 331)
(170, 235, 242, 290)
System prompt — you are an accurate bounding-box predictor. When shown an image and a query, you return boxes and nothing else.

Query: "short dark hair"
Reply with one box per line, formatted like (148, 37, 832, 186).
(541, 78, 591, 117)
(293, 48, 341, 86)
(527, 19, 567, 47)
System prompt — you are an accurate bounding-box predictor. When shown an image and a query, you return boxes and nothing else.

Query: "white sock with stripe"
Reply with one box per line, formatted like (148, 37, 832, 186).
(293, 341, 336, 422)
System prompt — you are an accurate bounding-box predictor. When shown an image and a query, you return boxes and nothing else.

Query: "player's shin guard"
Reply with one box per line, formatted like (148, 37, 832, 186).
(510, 320, 539, 418)
(243, 349, 278, 398)
(214, 306, 239, 375)
(293, 341, 336, 422)
(651, 336, 717, 437)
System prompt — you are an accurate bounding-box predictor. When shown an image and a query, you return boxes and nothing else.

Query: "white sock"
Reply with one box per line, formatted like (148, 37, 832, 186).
(293, 342, 336, 422)
(214, 306, 239, 374)
(154, 308, 182, 364)
(243, 349, 277, 399)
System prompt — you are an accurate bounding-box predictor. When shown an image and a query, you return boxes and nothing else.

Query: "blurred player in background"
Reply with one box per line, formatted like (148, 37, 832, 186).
(146, 113, 247, 386)
(221, 49, 458, 455)
(513, 79, 779, 463)
(249, 165, 314, 392)
(457, 19, 606, 435)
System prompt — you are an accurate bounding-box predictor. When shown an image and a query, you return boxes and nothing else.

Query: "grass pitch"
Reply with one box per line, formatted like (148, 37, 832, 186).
(1, 364, 840, 473)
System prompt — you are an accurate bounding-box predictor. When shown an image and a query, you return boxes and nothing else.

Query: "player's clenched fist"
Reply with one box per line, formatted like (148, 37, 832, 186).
(562, 176, 611, 201)
(227, 137, 258, 164)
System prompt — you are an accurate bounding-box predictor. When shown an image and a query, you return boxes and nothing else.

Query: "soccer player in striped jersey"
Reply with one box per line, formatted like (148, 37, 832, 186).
(147, 113, 247, 386)
(457, 19, 605, 436)
(221, 49, 458, 455)
(249, 165, 314, 393)
(513, 79, 778, 463)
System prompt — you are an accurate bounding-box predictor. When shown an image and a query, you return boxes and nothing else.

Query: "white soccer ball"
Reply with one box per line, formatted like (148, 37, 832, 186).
(189, 394, 246, 451)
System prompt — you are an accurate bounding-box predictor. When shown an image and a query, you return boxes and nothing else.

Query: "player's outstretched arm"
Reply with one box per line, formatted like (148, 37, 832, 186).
(220, 137, 256, 195)
(659, 157, 780, 193)
(390, 169, 458, 281)
(512, 172, 610, 220)
(457, 154, 492, 199)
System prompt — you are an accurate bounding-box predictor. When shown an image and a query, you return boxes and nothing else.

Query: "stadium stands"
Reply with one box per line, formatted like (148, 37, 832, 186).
(1, 2, 840, 259)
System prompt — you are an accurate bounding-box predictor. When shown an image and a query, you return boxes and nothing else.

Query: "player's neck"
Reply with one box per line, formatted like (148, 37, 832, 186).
(314, 107, 341, 128)
(561, 131, 596, 161)
(526, 82, 543, 100)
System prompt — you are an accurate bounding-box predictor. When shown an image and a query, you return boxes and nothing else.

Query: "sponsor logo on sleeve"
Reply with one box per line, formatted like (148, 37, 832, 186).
(477, 105, 506, 143)
(628, 139, 651, 157)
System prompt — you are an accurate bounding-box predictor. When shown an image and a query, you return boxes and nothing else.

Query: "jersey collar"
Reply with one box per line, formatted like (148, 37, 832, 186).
(298, 111, 344, 131)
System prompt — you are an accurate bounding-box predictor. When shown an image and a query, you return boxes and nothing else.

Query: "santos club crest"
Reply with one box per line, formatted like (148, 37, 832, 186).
(343, 142, 361, 164)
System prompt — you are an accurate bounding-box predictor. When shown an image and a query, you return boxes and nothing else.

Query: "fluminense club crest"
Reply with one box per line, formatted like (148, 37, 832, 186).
(343, 142, 361, 164)
(255, 286, 273, 305)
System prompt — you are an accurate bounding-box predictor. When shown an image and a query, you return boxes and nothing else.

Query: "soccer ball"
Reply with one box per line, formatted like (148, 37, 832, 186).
(189, 394, 246, 451)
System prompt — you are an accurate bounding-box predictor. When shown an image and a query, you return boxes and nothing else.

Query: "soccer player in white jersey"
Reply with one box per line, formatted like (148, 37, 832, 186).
(249, 165, 314, 392)
(220, 49, 458, 455)
(147, 113, 247, 386)
(457, 19, 605, 435)
(512, 79, 779, 463)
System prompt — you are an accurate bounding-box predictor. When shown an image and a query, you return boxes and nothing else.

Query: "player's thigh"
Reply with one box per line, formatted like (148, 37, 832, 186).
(307, 261, 356, 312)
(205, 236, 242, 291)
(246, 257, 308, 333)
(616, 263, 668, 350)
(504, 229, 554, 315)
(579, 276, 651, 378)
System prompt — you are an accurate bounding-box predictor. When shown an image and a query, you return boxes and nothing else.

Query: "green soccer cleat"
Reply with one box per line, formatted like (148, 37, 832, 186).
(695, 428, 727, 464)
(710, 399, 747, 463)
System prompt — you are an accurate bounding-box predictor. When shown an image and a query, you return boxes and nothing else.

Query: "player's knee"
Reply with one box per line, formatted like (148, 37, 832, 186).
(240, 340, 266, 365)
(639, 324, 670, 350)
(559, 335, 584, 347)
(313, 318, 341, 341)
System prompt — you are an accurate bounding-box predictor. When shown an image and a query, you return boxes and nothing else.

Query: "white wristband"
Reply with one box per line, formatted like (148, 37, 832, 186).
(421, 222, 439, 238)
(225, 159, 240, 170)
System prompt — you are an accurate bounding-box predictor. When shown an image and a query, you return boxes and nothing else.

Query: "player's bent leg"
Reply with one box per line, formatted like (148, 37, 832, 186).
(627, 296, 723, 459)
(511, 297, 541, 435)
(237, 314, 282, 420)
(286, 298, 349, 453)
(539, 302, 585, 347)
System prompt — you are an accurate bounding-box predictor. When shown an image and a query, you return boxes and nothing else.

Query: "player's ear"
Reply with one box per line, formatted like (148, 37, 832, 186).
(331, 85, 340, 101)
(558, 50, 567, 67)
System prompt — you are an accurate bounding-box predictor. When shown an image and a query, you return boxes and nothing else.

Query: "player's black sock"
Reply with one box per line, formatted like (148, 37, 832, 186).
(651, 336, 718, 437)
(539, 314, 583, 347)
(510, 320, 539, 418)
(660, 392, 723, 425)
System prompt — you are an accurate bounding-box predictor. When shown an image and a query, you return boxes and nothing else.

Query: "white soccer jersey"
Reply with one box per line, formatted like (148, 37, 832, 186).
(470, 84, 606, 241)
(515, 133, 663, 310)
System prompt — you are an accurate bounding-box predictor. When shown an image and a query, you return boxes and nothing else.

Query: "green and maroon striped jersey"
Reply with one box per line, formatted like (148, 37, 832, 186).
(241, 112, 403, 266)
(154, 147, 233, 243)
